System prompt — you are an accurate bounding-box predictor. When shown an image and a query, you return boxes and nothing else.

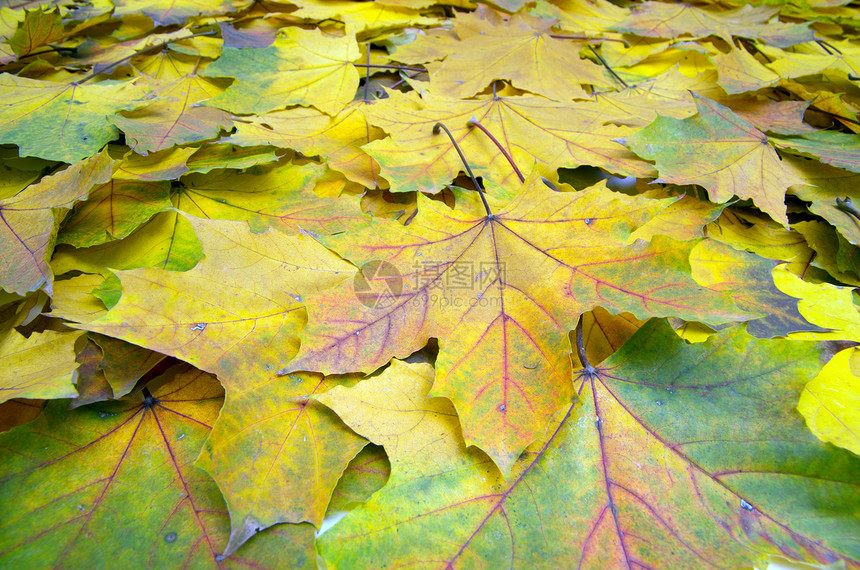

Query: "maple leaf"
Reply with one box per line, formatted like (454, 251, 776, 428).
(758, 39, 860, 81)
(52, 209, 204, 275)
(798, 347, 860, 455)
(786, 156, 860, 246)
(74, 215, 356, 379)
(290, 0, 440, 33)
(196, 370, 367, 557)
(688, 239, 817, 338)
(203, 27, 360, 116)
(66, 215, 366, 552)
(175, 160, 368, 234)
(7, 8, 65, 59)
(1, 1, 858, 566)
(316, 335, 860, 568)
(771, 130, 860, 174)
(228, 104, 387, 189)
(620, 93, 806, 226)
(0, 329, 83, 403)
(110, 0, 237, 27)
(282, 170, 748, 474)
(0, 366, 318, 567)
(362, 90, 653, 194)
(611, 2, 815, 47)
(110, 68, 233, 155)
(57, 178, 172, 248)
(709, 48, 780, 95)
(0, 76, 151, 162)
(419, 10, 614, 100)
(0, 151, 113, 295)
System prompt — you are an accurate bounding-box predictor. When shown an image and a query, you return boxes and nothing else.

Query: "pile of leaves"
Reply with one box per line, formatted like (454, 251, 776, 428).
(1, 0, 859, 567)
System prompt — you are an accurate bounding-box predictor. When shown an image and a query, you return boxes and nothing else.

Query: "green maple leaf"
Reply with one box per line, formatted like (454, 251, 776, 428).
(316, 324, 860, 568)
(620, 94, 806, 226)
(0, 366, 318, 567)
(0, 76, 151, 162)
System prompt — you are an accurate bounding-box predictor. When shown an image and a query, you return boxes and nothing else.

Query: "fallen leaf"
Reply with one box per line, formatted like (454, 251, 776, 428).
(424, 10, 612, 100)
(689, 239, 821, 338)
(290, 0, 439, 33)
(772, 130, 860, 174)
(772, 264, 860, 342)
(197, 370, 367, 556)
(8, 8, 65, 58)
(203, 27, 360, 116)
(729, 99, 817, 136)
(612, 3, 815, 47)
(793, 220, 860, 286)
(0, 75, 150, 162)
(0, 365, 318, 567)
(114, 146, 197, 181)
(57, 179, 171, 248)
(111, 73, 233, 155)
(51, 209, 204, 276)
(111, 0, 237, 26)
(229, 104, 387, 188)
(0, 151, 113, 295)
(176, 160, 368, 234)
(710, 48, 780, 95)
(799, 347, 860, 455)
(363, 90, 653, 194)
(759, 40, 860, 81)
(327, 443, 390, 513)
(316, 329, 860, 568)
(74, 215, 355, 380)
(620, 93, 806, 225)
(786, 155, 860, 246)
(0, 329, 83, 403)
(282, 171, 748, 475)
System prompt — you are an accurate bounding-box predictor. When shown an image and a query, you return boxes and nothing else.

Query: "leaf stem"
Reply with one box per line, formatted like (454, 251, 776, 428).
(836, 197, 860, 223)
(388, 69, 424, 90)
(588, 45, 629, 88)
(432, 122, 492, 216)
(466, 117, 560, 191)
(13, 45, 78, 61)
(816, 40, 841, 55)
(363, 45, 371, 103)
(353, 63, 426, 72)
(466, 118, 525, 183)
(575, 314, 598, 378)
(550, 34, 628, 45)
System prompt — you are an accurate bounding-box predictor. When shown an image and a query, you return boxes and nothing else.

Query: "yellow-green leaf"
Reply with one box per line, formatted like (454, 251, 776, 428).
(0, 151, 113, 295)
(317, 328, 860, 568)
(799, 347, 860, 455)
(57, 179, 172, 248)
(74, 215, 355, 380)
(197, 370, 367, 556)
(0, 329, 83, 403)
(8, 8, 65, 58)
(363, 90, 652, 194)
(0, 365, 318, 567)
(283, 172, 748, 475)
(621, 93, 805, 225)
(204, 27, 360, 116)
(0, 76, 150, 162)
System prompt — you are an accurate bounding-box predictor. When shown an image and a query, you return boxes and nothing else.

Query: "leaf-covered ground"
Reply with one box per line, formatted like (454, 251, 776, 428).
(0, 0, 859, 568)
